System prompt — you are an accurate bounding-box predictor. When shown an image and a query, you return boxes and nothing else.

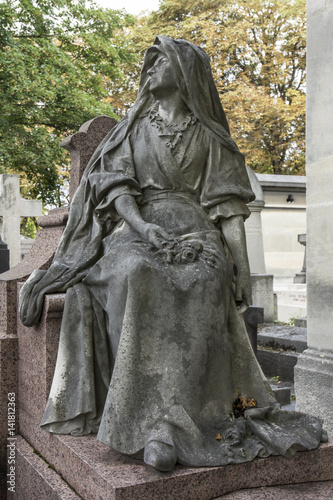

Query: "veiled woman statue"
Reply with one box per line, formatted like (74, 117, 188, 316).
(20, 36, 325, 472)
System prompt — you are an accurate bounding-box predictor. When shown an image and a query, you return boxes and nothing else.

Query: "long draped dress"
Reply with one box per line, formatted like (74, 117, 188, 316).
(39, 107, 324, 467)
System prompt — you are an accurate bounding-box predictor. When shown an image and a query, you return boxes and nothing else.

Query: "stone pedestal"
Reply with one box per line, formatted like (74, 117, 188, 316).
(294, 0, 333, 435)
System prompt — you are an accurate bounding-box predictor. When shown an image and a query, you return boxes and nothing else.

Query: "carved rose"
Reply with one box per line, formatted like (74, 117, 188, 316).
(175, 241, 203, 264)
(156, 239, 208, 265)
(178, 247, 198, 263)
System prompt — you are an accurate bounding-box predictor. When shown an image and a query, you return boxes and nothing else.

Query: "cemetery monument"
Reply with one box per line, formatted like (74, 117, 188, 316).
(19, 36, 325, 474)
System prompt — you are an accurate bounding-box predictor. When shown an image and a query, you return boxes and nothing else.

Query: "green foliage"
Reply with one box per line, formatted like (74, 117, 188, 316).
(112, 0, 306, 175)
(0, 0, 137, 206)
(20, 216, 38, 238)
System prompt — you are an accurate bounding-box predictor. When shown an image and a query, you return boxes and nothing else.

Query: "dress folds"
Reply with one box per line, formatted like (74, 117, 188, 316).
(37, 115, 325, 466)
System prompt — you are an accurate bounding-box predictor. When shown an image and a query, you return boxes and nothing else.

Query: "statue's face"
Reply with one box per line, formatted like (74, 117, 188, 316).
(147, 54, 178, 95)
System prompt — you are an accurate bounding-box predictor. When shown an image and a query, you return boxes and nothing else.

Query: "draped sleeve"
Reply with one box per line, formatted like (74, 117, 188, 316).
(200, 136, 255, 221)
(87, 135, 142, 222)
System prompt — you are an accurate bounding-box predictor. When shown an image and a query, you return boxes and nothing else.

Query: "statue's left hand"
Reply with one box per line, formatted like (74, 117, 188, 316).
(234, 269, 252, 313)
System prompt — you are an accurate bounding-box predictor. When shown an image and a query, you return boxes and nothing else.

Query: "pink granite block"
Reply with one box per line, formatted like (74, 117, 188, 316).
(7, 435, 80, 499)
(0, 334, 18, 473)
(16, 420, 333, 500)
(48, 439, 333, 500)
(18, 293, 64, 428)
(221, 480, 333, 499)
(0, 282, 17, 336)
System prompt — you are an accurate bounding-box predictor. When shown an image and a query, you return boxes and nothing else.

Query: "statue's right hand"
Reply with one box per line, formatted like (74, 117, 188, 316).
(139, 223, 176, 249)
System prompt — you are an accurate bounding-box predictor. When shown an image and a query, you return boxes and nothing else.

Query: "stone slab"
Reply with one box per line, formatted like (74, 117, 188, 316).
(219, 480, 333, 499)
(256, 174, 306, 190)
(7, 436, 80, 500)
(245, 199, 266, 275)
(258, 324, 307, 353)
(306, 156, 333, 351)
(61, 115, 117, 201)
(12, 432, 333, 500)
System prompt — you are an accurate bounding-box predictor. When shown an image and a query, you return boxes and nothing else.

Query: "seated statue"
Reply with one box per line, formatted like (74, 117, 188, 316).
(20, 36, 326, 472)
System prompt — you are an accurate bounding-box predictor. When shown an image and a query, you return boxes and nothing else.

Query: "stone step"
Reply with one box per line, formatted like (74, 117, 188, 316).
(10, 435, 333, 500)
(217, 480, 333, 499)
(258, 324, 307, 353)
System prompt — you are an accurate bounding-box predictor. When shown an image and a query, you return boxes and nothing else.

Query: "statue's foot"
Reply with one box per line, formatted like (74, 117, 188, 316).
(143, 440, 177, 472)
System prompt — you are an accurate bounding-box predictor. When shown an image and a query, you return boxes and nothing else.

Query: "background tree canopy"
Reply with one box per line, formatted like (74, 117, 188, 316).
(0, 0, 306, 218)
(111, 0, 306, 176)
(0, 0, 136, 206)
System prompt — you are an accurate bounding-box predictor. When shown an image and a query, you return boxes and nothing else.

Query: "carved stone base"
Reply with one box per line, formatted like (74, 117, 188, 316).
(9, 434, 333, 499)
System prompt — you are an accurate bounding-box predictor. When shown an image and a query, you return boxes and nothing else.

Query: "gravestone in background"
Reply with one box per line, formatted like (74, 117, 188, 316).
(245, 167, 275, 322)
(0, 174, 43, 268)
(0, 236, 9, 273)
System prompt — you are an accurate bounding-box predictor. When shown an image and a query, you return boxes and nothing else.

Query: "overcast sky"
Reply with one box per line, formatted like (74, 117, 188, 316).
(95, 0, 160, 16)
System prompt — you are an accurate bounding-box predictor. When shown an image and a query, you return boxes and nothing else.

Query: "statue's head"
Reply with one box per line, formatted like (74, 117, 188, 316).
(146, 52, 179, 98)
(138, 36, 230, 135)
(142, 36, 213, 96)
